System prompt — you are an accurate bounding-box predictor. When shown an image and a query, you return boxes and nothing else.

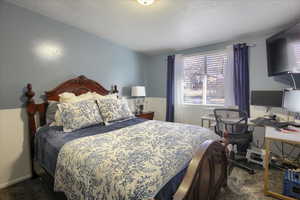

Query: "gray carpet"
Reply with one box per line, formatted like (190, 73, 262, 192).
(218, 167, 283, 200)
(0, 167, 282, 200)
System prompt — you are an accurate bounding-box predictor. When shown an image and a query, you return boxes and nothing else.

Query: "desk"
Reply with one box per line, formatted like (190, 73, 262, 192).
(264, 127, 300, 200)
(200, 115, 255, 128)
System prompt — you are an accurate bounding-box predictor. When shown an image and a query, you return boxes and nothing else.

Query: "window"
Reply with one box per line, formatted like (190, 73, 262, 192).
(183, 50, 228, 105)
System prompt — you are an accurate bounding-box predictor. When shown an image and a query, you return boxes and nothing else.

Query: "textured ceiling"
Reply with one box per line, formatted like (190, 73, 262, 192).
(6, 0, 300, 54)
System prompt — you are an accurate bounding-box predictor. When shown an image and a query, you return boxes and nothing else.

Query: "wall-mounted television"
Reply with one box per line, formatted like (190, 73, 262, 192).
(267, 22, 300, 76)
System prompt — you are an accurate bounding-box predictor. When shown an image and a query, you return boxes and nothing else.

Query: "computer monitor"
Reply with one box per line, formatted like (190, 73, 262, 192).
(251, 90, 283, 107)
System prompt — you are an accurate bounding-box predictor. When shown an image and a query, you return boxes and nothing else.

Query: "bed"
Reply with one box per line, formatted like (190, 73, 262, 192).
(25, 75, 227, 200)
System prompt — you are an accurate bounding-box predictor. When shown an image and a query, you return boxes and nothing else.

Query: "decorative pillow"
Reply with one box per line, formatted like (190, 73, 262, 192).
(53, 92, 117, 127)
(96, 98, 134, 125)
(58, 99, 103, 132)
(46, 101, 59, 124)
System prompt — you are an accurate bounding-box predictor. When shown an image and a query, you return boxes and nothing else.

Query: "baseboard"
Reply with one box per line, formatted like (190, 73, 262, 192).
(0, 174, 32, 189)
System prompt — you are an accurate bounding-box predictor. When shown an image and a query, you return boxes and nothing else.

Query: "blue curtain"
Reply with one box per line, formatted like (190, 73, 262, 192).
(166, 55, 175, 122)
(234, 44, 250, 116)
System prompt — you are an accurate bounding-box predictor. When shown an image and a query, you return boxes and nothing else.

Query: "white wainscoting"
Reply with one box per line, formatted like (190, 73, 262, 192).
(144, 97, 166, 121)
(175, 105, 216, 126)
(0, 108, 32, 189)
(143, 97, 215, 124)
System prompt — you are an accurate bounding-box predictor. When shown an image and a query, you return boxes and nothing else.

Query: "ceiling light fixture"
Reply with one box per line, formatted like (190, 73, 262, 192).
(137, 0, 155, 6)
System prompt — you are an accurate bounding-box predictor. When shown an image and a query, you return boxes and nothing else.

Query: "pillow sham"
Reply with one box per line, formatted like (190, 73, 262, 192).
(46, 101, 59, 124)
(53, 92, 117, 127)
(58, 99, 103, 132)
(96, 98, 134, 125)
(59, 92, 95, 103)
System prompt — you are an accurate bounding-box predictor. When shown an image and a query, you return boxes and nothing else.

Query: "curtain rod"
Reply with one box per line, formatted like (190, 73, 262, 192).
(226, 43, 256, 49)
(247, 43, 256, 47)
(165, 42, 257, 57)
(232, 43, 256, 47)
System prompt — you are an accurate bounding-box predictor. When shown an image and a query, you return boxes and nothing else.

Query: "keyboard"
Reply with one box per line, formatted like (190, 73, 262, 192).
(251, 117, 289, 128)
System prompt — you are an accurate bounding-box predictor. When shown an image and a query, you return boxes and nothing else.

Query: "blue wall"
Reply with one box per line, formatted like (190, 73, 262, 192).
(144, 37, 294, 97)
(143, 55, 168, 97)
(0, 1, 147, 109)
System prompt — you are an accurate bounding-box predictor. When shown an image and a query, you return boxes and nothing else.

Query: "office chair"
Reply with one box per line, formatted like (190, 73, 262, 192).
(214, 108, 255, 175)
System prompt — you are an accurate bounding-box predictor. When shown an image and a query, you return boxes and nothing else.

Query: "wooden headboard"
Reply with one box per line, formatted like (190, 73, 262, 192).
(25, 75, 117, 140)
(45, 75, 110, 101)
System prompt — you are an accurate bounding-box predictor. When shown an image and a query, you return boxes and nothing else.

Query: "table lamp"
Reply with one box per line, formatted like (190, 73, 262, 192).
(131, 86, 146, 114)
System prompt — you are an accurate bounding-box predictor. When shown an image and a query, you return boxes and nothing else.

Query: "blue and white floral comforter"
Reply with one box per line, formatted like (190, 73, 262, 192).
(54, 120, 219, 200)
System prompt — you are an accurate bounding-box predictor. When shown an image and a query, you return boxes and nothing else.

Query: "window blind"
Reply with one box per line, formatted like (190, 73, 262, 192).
(183, 50, 228, 105)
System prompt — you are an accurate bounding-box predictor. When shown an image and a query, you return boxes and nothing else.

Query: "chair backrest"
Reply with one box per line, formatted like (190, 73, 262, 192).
(214, 109, 248, 137)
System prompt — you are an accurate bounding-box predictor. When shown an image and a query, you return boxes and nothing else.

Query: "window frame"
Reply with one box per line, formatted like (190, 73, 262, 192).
(182, 49, 227, 107)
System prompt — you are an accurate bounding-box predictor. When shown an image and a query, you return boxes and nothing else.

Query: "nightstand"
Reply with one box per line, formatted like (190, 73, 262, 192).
(135, 112, 154, 120)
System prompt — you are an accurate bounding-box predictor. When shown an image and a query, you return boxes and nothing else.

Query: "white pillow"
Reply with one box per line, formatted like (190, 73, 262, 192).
(59, 92, 77, 103)
(58, 92, 114, 103)
(75, 92, 97, 102)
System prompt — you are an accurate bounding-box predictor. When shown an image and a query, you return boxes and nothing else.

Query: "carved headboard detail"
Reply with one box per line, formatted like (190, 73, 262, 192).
(46, 75, 110, 101)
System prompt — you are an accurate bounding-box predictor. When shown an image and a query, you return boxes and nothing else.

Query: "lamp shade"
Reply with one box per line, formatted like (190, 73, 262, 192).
(283, 90, 300, 112)
(131, 86, 146, 97)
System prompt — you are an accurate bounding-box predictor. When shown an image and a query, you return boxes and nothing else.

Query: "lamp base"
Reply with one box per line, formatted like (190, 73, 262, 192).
(139, 105, 144, 113)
